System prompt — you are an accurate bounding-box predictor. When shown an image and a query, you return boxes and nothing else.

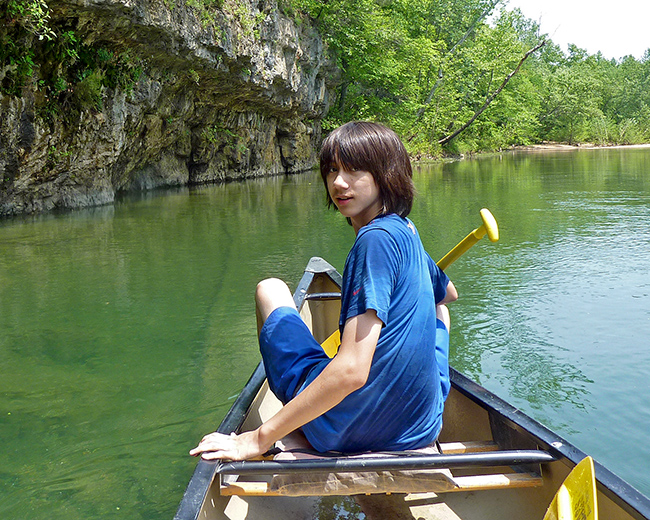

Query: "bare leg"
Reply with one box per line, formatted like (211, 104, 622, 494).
(436, 303, 450, 331)
(255, 278, 296, 334)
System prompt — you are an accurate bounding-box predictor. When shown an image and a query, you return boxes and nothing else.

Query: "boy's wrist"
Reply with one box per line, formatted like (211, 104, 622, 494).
(256, 423, 277, 453)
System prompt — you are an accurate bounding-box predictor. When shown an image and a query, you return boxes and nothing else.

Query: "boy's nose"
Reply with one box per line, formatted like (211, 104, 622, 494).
(332, 172, 349, 189)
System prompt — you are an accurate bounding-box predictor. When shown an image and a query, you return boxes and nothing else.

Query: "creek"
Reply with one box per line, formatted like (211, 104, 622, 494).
(1, 146, 649, 519)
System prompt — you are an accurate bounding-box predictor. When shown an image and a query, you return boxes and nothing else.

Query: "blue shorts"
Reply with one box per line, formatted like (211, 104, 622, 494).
(259, 307, 330, 404)
(259, 306, 451, 405)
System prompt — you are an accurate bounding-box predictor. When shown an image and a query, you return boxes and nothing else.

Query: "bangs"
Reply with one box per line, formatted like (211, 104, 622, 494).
(319, 121, 415, 218)
(320, 129, 376, 174)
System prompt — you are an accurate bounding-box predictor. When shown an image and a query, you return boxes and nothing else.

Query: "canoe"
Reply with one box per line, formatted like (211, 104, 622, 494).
(174, 257, 650, 520)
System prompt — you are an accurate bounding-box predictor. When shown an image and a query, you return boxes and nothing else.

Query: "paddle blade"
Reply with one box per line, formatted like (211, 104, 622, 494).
(543, 456, 598, 520)
(321, 329, 341, 358)
(480, 208, 499, 242)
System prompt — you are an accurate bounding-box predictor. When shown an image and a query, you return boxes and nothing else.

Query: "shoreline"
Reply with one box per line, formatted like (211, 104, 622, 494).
(509, 142, 650, 151)
(412, 142, 650, 163)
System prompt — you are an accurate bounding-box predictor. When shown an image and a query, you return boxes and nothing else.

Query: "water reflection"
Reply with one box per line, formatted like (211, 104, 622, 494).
(425, 148, 650, 493)
(1, 148, 649, 519)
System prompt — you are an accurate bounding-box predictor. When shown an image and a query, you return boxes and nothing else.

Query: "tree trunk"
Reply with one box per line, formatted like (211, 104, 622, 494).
(438, 39, 546, 146)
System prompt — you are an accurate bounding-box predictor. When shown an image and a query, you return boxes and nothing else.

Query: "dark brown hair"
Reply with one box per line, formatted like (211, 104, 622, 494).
(319, 121, 415, 218)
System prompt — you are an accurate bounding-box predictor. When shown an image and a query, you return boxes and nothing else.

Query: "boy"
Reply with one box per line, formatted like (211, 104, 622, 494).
(191, 121, 457, 460)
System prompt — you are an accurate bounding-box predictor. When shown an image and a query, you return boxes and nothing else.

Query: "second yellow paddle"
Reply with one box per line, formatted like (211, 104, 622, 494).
(543, 456, 598, 520)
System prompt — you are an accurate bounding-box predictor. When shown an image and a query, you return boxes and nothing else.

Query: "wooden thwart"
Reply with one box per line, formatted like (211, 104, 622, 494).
(439, 440, 499, 454)
(217, 441, 550, 497)
(220, 472, 543, 497)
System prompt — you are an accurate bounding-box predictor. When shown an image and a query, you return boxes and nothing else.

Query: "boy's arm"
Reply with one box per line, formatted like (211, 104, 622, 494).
(440, 280, 458, 304)
(190, 309, 382, 461)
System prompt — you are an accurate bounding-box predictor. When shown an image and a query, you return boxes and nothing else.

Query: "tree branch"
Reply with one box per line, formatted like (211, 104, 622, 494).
(438, 39, 546, 146)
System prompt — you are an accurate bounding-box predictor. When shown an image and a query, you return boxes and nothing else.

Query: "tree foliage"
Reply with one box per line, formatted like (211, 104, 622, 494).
(1, 0, 143, 122)
(287, 0, 650, 153)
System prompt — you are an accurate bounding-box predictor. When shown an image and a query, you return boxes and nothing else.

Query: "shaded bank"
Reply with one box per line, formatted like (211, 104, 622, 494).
(0, 0, 337, 216)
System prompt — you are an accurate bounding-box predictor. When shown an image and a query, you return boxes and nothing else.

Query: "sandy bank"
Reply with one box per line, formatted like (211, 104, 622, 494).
(412, 142, 650, 163)
(512, 142, 650, 151)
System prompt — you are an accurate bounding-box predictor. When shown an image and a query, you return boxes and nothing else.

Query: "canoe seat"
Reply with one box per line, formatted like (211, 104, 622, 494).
(217, 432, 556, 497)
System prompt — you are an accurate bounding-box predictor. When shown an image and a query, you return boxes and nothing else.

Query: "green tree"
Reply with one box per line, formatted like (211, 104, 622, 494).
(289, 0, 550, 153)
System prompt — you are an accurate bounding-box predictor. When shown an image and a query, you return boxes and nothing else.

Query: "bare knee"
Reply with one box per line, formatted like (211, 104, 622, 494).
(256, 278, 293, 304)
(255, 278, 295, 329)
(436, 304, 451, 331)
(256, 278, 285, 296)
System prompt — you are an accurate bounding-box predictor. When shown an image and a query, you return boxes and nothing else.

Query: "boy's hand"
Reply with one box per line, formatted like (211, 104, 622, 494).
(190, 429, 268, 461)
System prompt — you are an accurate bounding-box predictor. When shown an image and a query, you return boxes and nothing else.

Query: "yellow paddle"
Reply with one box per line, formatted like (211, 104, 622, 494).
(436, 208, 499, 271)
(543, 456, 598, 520)
(319, 209, 499, 358)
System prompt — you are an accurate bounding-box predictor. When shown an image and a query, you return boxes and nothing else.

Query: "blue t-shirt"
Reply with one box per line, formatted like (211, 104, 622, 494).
(301, 214, 449, 452)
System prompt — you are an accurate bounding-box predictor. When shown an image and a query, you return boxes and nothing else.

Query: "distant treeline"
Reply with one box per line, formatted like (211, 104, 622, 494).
(285, 0, 650, 154)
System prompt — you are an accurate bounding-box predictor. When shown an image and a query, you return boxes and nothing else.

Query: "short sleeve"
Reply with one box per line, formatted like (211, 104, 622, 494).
(340, 228, 401, 326)
(426, 253, 450, 304)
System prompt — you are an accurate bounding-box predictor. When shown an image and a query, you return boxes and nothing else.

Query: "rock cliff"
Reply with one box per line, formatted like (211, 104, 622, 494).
(0, 0, 336, 216)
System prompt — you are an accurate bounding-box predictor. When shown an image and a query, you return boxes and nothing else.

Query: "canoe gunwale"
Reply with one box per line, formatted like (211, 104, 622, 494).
(450, 368, 650, 520)
(173, 363, 267, 520)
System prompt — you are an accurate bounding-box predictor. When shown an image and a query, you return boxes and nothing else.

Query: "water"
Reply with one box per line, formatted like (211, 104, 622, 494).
(0, 147, 649, 519)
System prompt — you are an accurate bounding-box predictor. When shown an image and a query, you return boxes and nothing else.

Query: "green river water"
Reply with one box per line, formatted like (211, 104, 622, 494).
(1, 146, 649, 519)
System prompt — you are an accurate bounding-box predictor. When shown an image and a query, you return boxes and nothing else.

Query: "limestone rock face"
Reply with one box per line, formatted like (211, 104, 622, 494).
(0, 0, 336, 216)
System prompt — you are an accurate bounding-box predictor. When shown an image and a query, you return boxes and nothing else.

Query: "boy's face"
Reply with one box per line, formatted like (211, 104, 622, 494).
(326, 163, 382, 233)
